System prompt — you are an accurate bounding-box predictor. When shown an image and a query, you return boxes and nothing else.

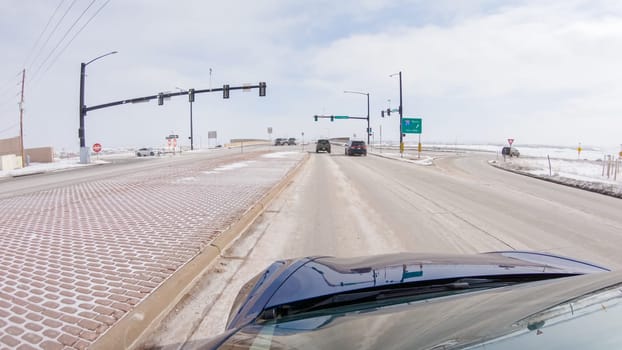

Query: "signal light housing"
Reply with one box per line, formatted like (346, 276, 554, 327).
(223, 85, 230, 99)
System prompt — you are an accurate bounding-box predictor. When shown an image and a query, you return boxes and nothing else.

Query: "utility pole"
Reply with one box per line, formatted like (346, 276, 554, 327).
(19, 69, 25, 168)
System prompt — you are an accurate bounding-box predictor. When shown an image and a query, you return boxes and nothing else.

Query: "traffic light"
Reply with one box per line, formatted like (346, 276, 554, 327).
(223, 84, 230, 99)
(386, 108, 391, 116)
(158, 93, 164, 106)
(314, 115, 318, 121)
(381, 110, 385, 118)
(330, 116, 334, 122)
(259, 82, 266, 97)
(188, 88, 195, 102)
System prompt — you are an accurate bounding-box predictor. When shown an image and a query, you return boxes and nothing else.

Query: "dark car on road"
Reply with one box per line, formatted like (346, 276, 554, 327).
(502, 146, 520, 157)
(287, 138, 297, 145)
(197, 251, 618, 350)
(274, 138, 285, 146)
(316, 139, 331, 153)
(345, 140, 367, 156)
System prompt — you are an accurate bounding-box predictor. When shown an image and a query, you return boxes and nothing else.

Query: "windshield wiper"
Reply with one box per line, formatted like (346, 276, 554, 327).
(302, 278, 503, 310)
(259, 274, 578, 321)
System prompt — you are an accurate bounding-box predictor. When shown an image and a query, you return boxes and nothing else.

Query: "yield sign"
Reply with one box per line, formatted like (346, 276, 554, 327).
(508, 138, 514, 146)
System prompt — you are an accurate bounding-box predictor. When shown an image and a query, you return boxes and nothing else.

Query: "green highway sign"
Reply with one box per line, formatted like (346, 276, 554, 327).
(402, 118, 422, 134)
(391, 108, 399, 112)
(333, 115, 349, 119)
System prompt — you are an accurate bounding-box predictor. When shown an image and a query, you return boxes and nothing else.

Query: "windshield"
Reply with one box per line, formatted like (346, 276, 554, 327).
(218, 283, 622, 350)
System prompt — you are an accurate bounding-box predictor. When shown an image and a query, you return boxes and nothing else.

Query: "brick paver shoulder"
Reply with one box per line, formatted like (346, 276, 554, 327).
(0, 151, 304, 349)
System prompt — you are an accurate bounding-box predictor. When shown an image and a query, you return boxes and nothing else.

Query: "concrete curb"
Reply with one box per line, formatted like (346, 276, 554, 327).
(488, 160, 622, 199)
(91, 153, 310, 350)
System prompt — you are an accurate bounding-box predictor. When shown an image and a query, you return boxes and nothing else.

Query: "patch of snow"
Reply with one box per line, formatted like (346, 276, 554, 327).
(174, 177, 197, 183)
(0, 159, 90, 178)
(214, 161, 255, 171)
(426, 143, 609, 161)
(492, 156, 622, 198)
(262, 152, 299, 159)
(371, 152, 434, 166)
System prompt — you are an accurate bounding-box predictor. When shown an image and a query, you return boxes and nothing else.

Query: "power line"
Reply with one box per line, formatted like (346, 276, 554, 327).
(0, 72, 23, 98)
(37, 0, 112, 83)
(27, 0, 79, 76)
(30, 0, 100, 83)
(0, 123, 19, 136)
(23, 0, 67, 69)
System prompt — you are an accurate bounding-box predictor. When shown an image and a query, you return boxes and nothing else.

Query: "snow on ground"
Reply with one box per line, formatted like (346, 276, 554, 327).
(5, 145, 622, 198)
(0, 157, 93, 178)
(372, 151, 435, 166)
(491, 155, 622, 198)
(374, 143, 622, 198)
(213, 160, 255, 171)
(423, 143, 609, 161)
(262, 151, 300, 159)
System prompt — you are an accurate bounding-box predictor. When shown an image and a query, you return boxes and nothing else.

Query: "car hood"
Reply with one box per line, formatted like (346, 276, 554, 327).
(224, 251, 608, 331)
(265, 251, 607, 310)
(211, 270, 622, 350)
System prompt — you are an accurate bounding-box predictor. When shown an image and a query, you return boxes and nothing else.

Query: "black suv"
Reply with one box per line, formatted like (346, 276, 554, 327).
(345, 140, 367, 156)
(287, 138, 296, 145)
(316, 139, 331, 153)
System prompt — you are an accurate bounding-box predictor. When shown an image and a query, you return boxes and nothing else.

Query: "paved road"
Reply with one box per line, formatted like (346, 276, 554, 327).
(147, 150, 622, 348)
(0, 148, 304, 350)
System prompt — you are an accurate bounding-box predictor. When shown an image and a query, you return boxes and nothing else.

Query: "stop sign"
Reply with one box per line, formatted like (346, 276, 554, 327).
(92, 143, 102, 153)
(508, 138, 514, 146)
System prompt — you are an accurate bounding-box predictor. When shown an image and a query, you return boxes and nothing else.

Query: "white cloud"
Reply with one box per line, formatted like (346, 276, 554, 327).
(2, 1, 622, 151)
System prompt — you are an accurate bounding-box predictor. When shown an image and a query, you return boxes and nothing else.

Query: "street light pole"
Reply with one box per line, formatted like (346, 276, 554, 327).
(390, 71, 403, 157)
(343, 90, 370, 145)
(79, 51, 118, 164)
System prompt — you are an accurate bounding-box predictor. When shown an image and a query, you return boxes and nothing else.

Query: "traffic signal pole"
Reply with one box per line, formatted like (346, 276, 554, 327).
(80, 82, 266, 160)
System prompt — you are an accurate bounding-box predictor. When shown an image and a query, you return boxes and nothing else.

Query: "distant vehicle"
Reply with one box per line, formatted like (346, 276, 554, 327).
(287, 138, 297, 145)
(201, 251, 614, 350)
(274, 138, 286, 146)
(316, 139, 331, 153)
(136, 148, 155, 157)
(345, 140, 367, 156)
(502, 146, 520, 157)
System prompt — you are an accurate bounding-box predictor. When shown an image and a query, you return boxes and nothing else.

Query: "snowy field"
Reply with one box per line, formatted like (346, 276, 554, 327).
(374, 143, 622, 198)
(480, 145, 622, 197)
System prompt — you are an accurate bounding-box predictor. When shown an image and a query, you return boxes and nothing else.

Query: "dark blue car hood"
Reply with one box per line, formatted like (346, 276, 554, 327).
(225, 251, 608, 331)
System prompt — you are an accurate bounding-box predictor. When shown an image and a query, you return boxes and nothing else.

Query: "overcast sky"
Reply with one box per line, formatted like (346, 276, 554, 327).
(2, 0, 622, 152)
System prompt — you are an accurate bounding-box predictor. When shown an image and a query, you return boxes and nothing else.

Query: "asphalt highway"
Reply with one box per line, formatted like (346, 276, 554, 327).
(146, 149, 622, 349)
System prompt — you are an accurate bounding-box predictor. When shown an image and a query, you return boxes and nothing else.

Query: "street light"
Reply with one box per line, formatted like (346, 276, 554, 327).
(343, 90, 371, 146)
(389, 71, 403, 157)
(175, 86, 195, 150)
(79, 50, 118, 164)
